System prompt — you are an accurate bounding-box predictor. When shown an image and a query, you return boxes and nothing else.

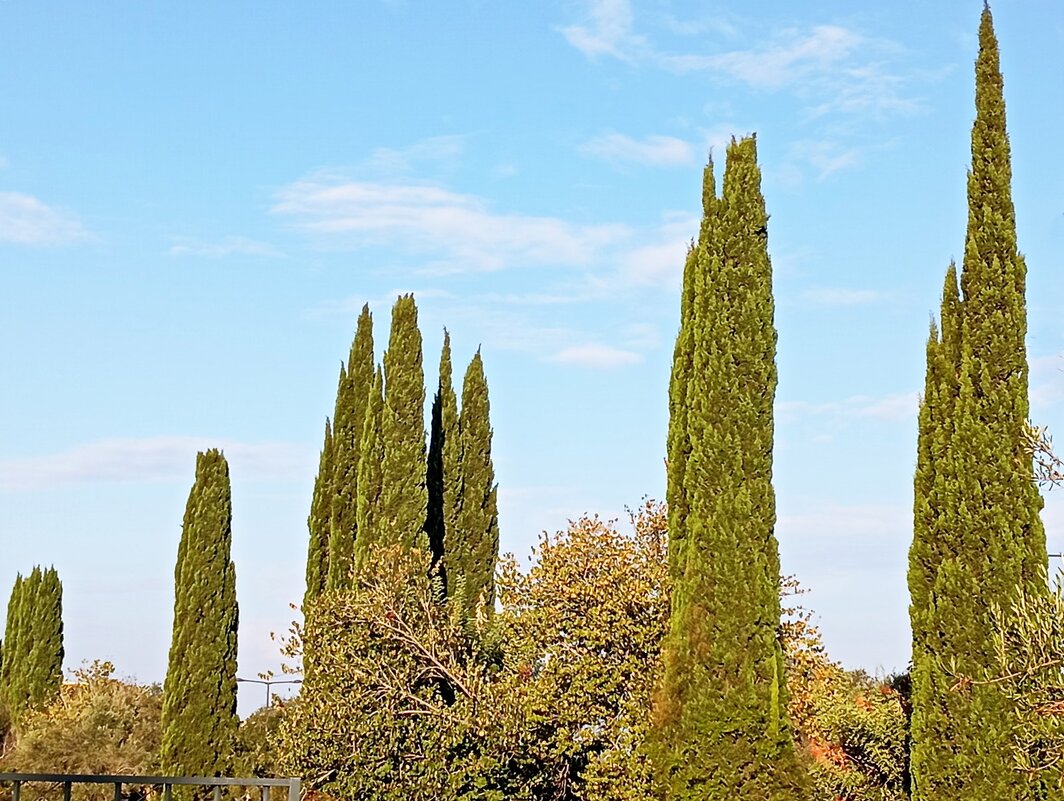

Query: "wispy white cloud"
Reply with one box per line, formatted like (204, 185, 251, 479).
(365, 134, 467, 174)
(550, 343, 642, 369)
(0, 191, 90, 246)
(778, 392, 918, 423)
(615, 211, 697, 288)
(167, 236, 284, 259)
(800, 287, 884, 306)
(559, 5, 920, 122)
(0, 437, 312, 491)
(272, 176, 628, 272)
(580, 133, 694, 166)
(663, 25, 862, 88)
(559, 0, 644, 61)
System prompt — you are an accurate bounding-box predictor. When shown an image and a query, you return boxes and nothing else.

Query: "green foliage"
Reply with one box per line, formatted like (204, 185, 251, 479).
(280, 545, 515, 801)
(980, 572, 1064, 781)
(427, 330, 461, 578)
(327, 304, 375, 592)
(494, 502, 671, 801)
(354, 366, 386, 571)
(452, 350, 499, 617)
(651, 138, 808, 799)
(281, 504, 670, 801)
(161, 449, 240, 778)
(1, 660, 161, 786)
(304, 418, 334, 605)
(1, 566, 64, 723)
(380, 294, 429, 553)
(236, 705, 286, 778)
(907, 7, 1050, 799)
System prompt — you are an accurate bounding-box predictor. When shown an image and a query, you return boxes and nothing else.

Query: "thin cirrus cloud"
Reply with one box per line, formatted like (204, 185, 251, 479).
(167, 236, 285, 259)
(271, 175, 629, 273)
(580, 133, 695, 167)
(559, 0, 645, 61)
(560, 3, 918, 121)
(0, 437, 313, 491)
(0, 191, 90, 246)
(550, 343, 643, 369)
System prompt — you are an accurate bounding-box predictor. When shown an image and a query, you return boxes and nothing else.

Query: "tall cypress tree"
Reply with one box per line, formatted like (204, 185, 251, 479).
(908, 7, 1049, 799)
(451, 350, 499, 616)
(1, 567, 64, 720)
(426, 330, 461, 576)
(162, 449, 239, 778)
(666, 161, 716, 580)
(327, 305, 375, 591)
(354, 366, 386, 571)
(380, 294, 428, 552)
(26, 566, 63, 711)
(304, 417, 334, 605)
(1, 574, 24, 715)
(651, 137, 808, 800)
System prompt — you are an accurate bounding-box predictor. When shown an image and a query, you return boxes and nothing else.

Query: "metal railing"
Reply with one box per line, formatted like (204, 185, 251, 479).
(0, 775, 300, 801)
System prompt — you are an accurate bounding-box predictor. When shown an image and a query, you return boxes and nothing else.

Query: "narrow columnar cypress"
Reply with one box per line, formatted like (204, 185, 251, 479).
(161, 449, 239, 778)
(1, 567, 64, 721)
(0, 574, 24, 714)
(451, 350, 499, 616)
(327, 305, 375, 591)
(666, 160, 716, 579)
(380, 294, 428, 552)
(354, 366, 386, 570)
(304, 417, 334, 605)
(26, 566, 63, 711)
(652, 137, 808, 800)
(427, 330, 461, 578)
(908, 7, 1049, 800)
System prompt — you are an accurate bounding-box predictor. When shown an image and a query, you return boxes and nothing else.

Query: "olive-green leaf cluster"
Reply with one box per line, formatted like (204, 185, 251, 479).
(305, 303, 375, 601)
(280, 504, 670, 801)
(652, 137, 808, 800)
(2, 660, 161, 795)
(451, 350, 499, 618)
(161, 448, 239, 778)
(983, 572, 1064, 781)
(908, 7, 1051, 800)
(1, 566, 64, 723)
(380, 294, 429, 553)
(327, 304, 375, 592)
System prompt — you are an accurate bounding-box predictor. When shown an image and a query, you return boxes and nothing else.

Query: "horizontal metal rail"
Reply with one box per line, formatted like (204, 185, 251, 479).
(0, 774, 300, 801)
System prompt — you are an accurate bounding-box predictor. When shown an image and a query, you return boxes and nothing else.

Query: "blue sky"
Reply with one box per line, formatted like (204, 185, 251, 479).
(2, 0, 1063, 712)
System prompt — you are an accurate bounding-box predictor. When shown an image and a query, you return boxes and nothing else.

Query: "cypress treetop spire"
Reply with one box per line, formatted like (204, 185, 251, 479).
(326, 304, 375, 592)
(452, 348, 499, 616)
(162, 449, 239, 779)
(380, 294, 428, 552)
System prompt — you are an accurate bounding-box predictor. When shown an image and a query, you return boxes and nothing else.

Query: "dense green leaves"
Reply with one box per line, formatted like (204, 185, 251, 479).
(380, 294, 429, 553)
(0, 567, 64, 722)
(652, 137, 808, 800)
(161, 449, 239, 778)
(304, 418, 334, 605)
(327, 304, 375, 592)
(908, 7, 1050, 800)
(452, 350, 499, 617)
